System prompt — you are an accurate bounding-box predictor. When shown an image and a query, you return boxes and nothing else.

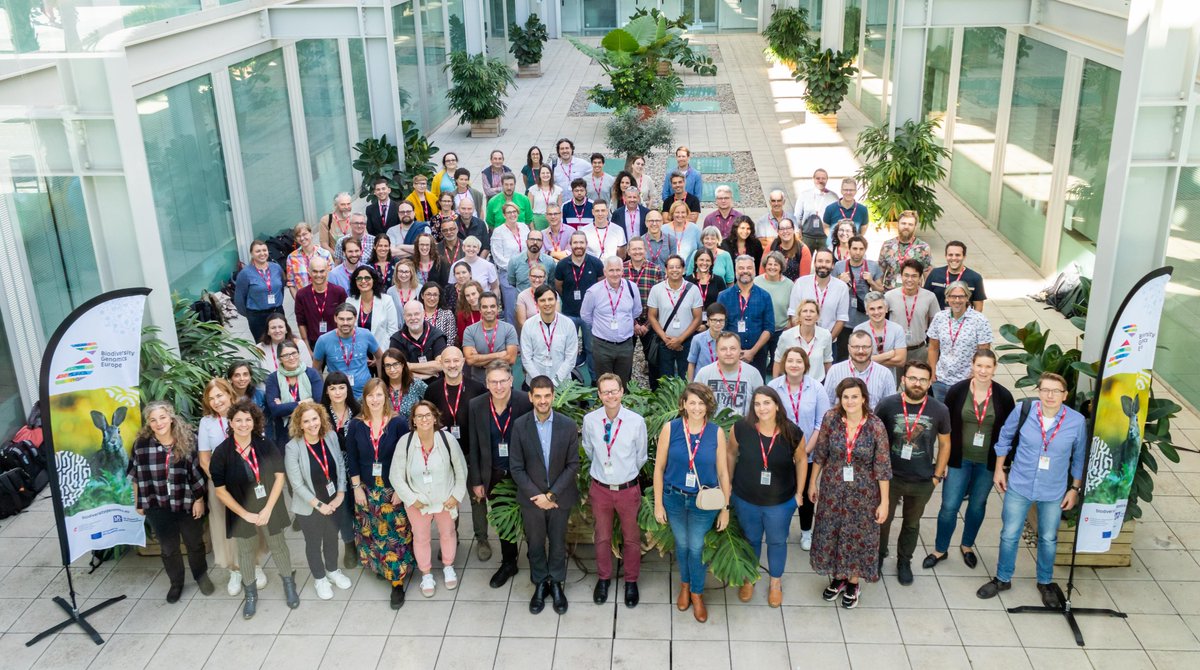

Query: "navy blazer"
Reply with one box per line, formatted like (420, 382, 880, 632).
(366, 199, 403, 237)
(263, 368, 325, 440)
(508, 411, 580, 509)
(611, 204, 651, 238)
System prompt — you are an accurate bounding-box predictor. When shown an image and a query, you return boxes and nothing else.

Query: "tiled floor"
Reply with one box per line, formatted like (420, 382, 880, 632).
(4, 33, 1200, 669)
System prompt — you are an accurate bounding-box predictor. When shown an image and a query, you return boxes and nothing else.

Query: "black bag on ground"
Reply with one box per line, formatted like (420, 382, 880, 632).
(0, 439, 48, 493)
(0, 467, 36, 518)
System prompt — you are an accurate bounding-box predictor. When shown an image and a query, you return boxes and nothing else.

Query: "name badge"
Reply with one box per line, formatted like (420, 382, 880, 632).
(498, 441, 509, 457)
(422, 471, 434, 485)
(760, 470, 772, 486)
(900, 443, 914, 460)
(318, 321, 328, 333)
(325, 481, 336, 496)
(972, 432, 985, 447)
(254, 484, 267, 499)
(348, 374, 355, 387)
(451, 426, 461, 439)
(1038, 455, 1051, 471)
(610, 320, 618, 330)
(573, 290, 582, 301)
(603, 461, 614, 476)
(684, 472, 697, 489)
(267, 294, 277, 305)
(418, 355, 427, 363)
(842, 466, 855, 482)
(737, 320, 747, 333)
(672, 319, 681, 329)
(371, 461, 383, 477)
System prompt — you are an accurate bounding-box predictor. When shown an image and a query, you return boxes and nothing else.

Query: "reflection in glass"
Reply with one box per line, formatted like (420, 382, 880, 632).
(948, 27, 1006, 219)
(1058, 61, 1120, 275)
(348, 39, 375, 142)
(922, 27, 953, 150)
(298, 39, 354, 210)
(1161, 167, 1200, 409)
(859, 0, 892, 122)
(0, 0, 201, 54)
(393, 2, 421, 129)
(420, 0, 450, 129)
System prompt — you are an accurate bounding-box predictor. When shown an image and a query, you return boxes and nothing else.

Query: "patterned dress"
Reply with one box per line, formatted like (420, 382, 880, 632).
(348, 419, 415, 586)
(809, 410, 892, 582)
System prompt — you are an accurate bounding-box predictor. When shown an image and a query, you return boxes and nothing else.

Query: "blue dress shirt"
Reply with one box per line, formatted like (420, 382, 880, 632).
(234, 263, 285, 313)
(994, 402, 1088, 502)
(716, 284, 774, 351)
(661, 166, 703, 202)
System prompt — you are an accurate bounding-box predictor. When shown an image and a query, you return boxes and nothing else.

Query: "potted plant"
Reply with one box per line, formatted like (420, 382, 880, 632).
(445, 51, 515, 137)
(569, 14, 684, 114)
(853, 118, 951, 230)
(796, 45, 857, 128)
(763, 6, 812, 69)
(628, 8, 718, 76)
(352, 121, 439, 203)
(605, 108, 674, 172)
(509, 13, 549, 78)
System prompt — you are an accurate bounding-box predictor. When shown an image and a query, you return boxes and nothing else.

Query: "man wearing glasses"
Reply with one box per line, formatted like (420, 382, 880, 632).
(874, 362, 951, 586)
(582, 374, 648, 608)
(823, 330, 896, 411)
(927, 281, 992, 402)
(977, 372, 1086, 608)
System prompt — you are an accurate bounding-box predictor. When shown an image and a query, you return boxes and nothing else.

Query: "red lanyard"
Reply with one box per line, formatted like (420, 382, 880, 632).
(419, 437, 435, 470)
(813, 277, 828, 311)
(947, 313, 967, 348)
(490, 399, 511, 437)
(786, 381, 804, 422)
(444, 383, 463, 420)
(666, 284, 684, 309)
(312, 288, 330, 318)
(738, 291, 750, 320)
(592, 176, 605, 198)
(538, 187, 552, 211)
(418, 261, 432, 284)
(559, 161, 575, 183)
(358, 303, 372, 329)
(539, 317, 558, 351)
(404, 326, 430, 352)
(443, 243, 460, 267)
(758, 429, 778, 469)
(482, 325, 498, 353)
(398, 288, 413, 305)
(869, 321, 885, 353)
(972, 385, 992, 425)
(903, 292, 918, 328)
(602, 417, 623, 460)
(706, 339, 716, 364)
(376, 261, 392, 281)
(287, 378, 299, 401)
(255, 265, 272, 294)
(714, 211, 734, 231)
(1038, 403, 1066, 452)
(946, 266, 965, 286)
(217, 417, 226, 435)
(799, 332, 817, 359)
(606, 281, 624, 319)
(566, 201, 586, 226)
(839, 203, 858, 221)
(844, 417, 865, 464)
(570, 259, 586, 288)
(506, 225, 523, 254)
(647, 238, 665, 266)
(718, 363, 743, 403)
(236, 442, 261, 483)
(337, 331, 357, 368)
(547, 229, 563, 253)
(684, 422, 704, 471)
(306, 439, 331, 481)
(628, 265, 644, 287)
(333, 409, 347, 432)
(902, 397, 928, 443)
(389, 387, 403, 414)
(767, 215, 781, 235)
(595, 225, 610, 254)
(368, 420, 385, 462)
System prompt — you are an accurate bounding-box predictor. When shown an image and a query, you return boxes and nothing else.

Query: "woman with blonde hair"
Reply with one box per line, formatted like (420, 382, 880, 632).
(388, 258, 423, 316)
(285, 400, 353, 600)
(666, 200, 702, 262)
(130, 401, 212, 603)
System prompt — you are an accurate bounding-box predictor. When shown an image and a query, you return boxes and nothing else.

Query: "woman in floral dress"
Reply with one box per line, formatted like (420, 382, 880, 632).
(808, 377, 891, 609)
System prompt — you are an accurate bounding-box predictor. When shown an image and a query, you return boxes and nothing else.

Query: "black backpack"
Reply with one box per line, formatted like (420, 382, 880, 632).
(0, 468, 36, 518)
(0, 439, 48, 493)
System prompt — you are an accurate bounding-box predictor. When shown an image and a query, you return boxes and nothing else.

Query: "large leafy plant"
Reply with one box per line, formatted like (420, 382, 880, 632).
(445, 51, 515, 124)
(353, 121, 438, 205)
(568, 15, 684, 112)
(763, 7, 812, 67)
(854, 118, 951, 228)
(796, 46, 857, 115)
(140, 296, 261, 423)
(627, 8, 718, 75)
(509, 13, 549, 67)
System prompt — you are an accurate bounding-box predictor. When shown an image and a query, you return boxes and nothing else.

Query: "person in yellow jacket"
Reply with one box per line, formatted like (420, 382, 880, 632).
(430, 152, 458, 200)
(405, 175, 440, 223)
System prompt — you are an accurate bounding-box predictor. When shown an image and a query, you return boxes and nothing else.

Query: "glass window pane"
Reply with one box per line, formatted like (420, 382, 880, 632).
(844, 0, 862, 102)
(860, 0, 891, 123)
(948, 27, 1006, 219)
(1162, 167, 1200, 408)
(138, 75, 237, 297)
(298, 39, 354, 211)
(997, 36, 1066, 264)
(1058, 61, 1120, 275)
(420, 0, 450, 129)
(393, 2, 422, 129)
(229, 49, 304, 239)
(0, 310, 25, 437)
(922, 27, 953, 150)
(446, 0, 467, 54)
(348, 39, 375, 142)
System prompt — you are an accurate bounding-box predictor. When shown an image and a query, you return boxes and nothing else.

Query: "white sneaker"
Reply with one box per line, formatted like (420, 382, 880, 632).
(801, 531, 813, 551)
(326, 569, 352, 590)
(227, 571, 243, 596)
(255, 566, 267, 589)
(313, 577, 333, 600)
(420, 573, 436, 598)
(442, 566, 458, 590)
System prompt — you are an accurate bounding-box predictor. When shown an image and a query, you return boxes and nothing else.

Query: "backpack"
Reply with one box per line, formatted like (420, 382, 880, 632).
(264, 232, 296, 267)
(190, 294, 221, 324)
(0, 439, 48, 493)
(0, 468, 36, 518)
(1041, 263, 1090, 319)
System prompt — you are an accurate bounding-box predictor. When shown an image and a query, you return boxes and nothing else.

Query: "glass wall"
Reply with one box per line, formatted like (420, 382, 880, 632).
(420, 0, 451, 130)
(844, 0, 862, 103)
(922, 27, 953, 149)
(1, 0, 202, 54)
(298, 39, 354, 212)
(1058, 61, 1120, 276)
(1160, 167, 1200, 405)
(0, 311, 25, 438)
(229, 50, 304, 239)
(859, 0, 891, 122)
(393, 2, 422, 129)
(446, 0, 468, 54)
(948, 27, 1006, 219)
(138, 75, 237, 297)
(348, 39, 375, 143)
(997, 36, 1066, 263)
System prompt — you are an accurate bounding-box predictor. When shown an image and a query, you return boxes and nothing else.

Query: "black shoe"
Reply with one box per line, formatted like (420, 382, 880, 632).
(921, 553, 946, 570)
(166, 583, 184, 603)
(390, 583, 406, 610)
(489, 562, 518, 589)
(976, 578, 1011, 599)
(281, 572, 301, 610)
(593, 578, 610, 604)
(1038, 582, 1063, 609)
(841, 582, 860, 609)
(529, 580, 548, 614)
(961, 549, 978, 569)
(242, 582, 258, 619)
(624, 581, 639, 608)
(551, 581, 568, 614)
(897, 559, 913, 586)
(343, 542, 358, 570)
(877, 554, 885, 572)
(822, 579, 845, 602)
(196, 573, 215, 596)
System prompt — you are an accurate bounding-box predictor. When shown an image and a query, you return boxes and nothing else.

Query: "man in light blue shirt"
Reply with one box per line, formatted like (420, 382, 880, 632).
(660, 145, 703, 202)
(312, 303, 380, 398)
(687, 303, 727, 381)
(977, 372, 1087, 607)
(580, 256, 642, 387)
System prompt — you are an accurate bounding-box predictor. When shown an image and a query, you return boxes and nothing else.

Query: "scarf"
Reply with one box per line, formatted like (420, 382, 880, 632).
(275, 362, 313, 404)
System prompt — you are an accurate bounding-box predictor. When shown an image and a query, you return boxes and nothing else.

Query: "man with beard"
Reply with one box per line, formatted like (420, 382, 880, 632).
(788, 249, 849, 359)
(449, 198, 491, 258)
(693, 332, 764, 416)
(507, 228, 557, 293)
(885, 259, 941, 365)
(485, 173, 534, 229)
(386, 201, 429, 260)
(334, 213, 375, 265)
(833, 235, 883, 359)
(552, 138, 593, 193)
(874, 361, 950, 585)
(924, 240, 987, 311)
(554, 231, 604, 381)
(716, 255, 775, 376)
(823, 331, 897, 411)
(877, 210, 932, 290)
(329, 236, 364, 293)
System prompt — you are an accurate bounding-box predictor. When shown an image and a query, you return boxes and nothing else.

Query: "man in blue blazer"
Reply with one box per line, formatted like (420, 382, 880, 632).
(611, 187, 651, 238)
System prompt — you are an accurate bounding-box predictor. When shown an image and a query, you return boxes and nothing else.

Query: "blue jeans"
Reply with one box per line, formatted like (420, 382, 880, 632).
(657, 336, 692, 381)
(930, 380, 950, 403)
(935, 460, 993, 553)
(568, 315, 594, 383)
(997, 488, 1062, 584)
(732, 494, 797, 578)
(497, 268, 518, 326)
(663, 488, 720, 594)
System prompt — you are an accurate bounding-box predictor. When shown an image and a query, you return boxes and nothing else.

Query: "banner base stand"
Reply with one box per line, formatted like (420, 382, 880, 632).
(1007, 583, 1126, 647)
(25, 594, 127, 647)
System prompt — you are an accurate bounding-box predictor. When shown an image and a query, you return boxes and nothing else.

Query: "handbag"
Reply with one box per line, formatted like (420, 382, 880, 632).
(688, 427, 726, 511)
(646, 283, 692, 368)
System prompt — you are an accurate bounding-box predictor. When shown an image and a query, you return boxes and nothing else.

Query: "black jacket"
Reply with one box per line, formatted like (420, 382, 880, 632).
(944, 379, 1016, 471)
(366, 199, 402, 237)
(466, 390, 532, 488)
(509, 411, 581, 508)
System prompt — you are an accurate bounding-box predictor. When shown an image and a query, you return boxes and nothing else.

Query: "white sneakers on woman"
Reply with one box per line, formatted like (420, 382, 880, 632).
(227, 571, 243, 596)
(443, 566, 458, 590)
(326, 569, 352, 590)
(314, 577, 334, 600)
(420, 573, 437, 597)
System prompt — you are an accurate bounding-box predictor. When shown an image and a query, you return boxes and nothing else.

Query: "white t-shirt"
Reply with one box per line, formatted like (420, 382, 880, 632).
(788, 274, 851, 331)
(581, 223, 628, 260)
(851, 319, 907, 360)
(647, 280, 704, 339)
(449, 256, 499, 290)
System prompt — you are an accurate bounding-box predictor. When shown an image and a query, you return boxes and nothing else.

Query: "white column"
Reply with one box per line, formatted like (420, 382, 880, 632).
(822, 0, 846, 51)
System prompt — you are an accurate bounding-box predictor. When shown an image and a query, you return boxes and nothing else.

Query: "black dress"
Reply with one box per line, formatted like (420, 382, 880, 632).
(209, 437, 292, 538)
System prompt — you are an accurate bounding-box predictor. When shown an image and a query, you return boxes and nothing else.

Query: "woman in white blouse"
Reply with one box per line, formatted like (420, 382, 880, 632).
(390, 400, 468, 598)
(348, 265, 398, 350)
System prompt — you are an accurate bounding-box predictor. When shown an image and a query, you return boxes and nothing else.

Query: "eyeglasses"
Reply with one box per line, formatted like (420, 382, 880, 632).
(355, 276, 373, 283)
(903, 376, 930, 385)
(487, 378, 512, 386)
(849, 345, 872, 351)
(600, 388, 622, 397)
(384, 362, 403, 369)
(1038, 388, 1066, 396)
(280, 352, 300, 360)
(413, 413, 435, 421)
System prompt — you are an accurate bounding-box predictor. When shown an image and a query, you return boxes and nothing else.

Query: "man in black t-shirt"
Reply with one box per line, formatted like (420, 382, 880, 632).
(875, 361, 951, 586)
(925, 240, 987, 311)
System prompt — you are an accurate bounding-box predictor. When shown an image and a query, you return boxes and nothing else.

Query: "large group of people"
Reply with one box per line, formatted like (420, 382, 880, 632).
(131, 139, 1086, 628)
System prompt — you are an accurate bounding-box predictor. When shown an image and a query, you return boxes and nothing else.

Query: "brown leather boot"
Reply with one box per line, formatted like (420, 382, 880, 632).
(738, 581, 754, 602)
(691, 593, 707, 622)
(767, 580, 783, 608)
(676, 583, 691, 611)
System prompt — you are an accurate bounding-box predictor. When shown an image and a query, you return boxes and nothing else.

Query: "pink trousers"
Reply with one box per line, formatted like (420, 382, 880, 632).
(409, 507, 457, 573)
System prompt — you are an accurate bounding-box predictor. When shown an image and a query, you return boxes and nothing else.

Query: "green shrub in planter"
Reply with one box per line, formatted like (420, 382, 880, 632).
(509, 13, 549, 69)
(797, 46, 857, 116)
(445, 51, 515, 124)
(763, 7, 812, 67)
(854, 118, 950, 228)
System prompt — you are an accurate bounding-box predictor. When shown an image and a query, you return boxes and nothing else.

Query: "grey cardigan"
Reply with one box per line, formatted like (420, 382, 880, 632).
(284, 430, 347, 516)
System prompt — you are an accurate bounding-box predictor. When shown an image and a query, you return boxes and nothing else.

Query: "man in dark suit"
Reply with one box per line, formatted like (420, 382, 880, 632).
(467, 360, 532, 587)
(611, 186, 651, 238)
(509, 375, 580, 615)
(366, 178, 402, 237)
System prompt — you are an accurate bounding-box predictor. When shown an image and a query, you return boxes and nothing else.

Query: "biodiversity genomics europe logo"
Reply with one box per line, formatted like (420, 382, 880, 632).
(54, 342, 97, 385)
(1105, 324, 1137, 369)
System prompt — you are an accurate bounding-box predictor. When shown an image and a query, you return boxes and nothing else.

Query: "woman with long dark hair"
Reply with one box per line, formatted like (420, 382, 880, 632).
(227, 361, 264, 409)
(381, 348, 428, 419)
(256, 313, 313, 375)
(455, 279, 484, 345)
(685, 248, 727, 317)
(349, 265, 398, 351)
(721, 216, 764, 270)
(320, 372, 361, 569)
(419, 282, 457, 347)
(413, 232, 448, 289)
(367, 234, 396, 287)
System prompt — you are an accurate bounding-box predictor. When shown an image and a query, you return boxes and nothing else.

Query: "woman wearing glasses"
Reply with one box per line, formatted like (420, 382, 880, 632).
(264, 340, 325, 441)
(349, 265, 399, 356)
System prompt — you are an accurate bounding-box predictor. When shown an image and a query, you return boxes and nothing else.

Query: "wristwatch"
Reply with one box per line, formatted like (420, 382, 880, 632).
(1071, 485, 1083, 494)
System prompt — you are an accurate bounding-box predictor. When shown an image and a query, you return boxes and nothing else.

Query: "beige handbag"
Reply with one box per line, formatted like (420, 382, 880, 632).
(692, 461, 727, 511)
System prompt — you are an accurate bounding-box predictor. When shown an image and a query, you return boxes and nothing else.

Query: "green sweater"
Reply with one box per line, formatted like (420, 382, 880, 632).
(485, 192, 533, 229)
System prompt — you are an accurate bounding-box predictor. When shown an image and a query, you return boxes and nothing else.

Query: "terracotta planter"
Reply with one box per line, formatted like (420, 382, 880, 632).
(517, 62, 542, 78)
(470, 117, 502, 138)
(1024, 507, 1134, 568)
(637, 105, 657, 121)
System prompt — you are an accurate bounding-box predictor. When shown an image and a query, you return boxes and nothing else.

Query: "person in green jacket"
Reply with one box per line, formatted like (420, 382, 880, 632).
(485, 173, 533, 229)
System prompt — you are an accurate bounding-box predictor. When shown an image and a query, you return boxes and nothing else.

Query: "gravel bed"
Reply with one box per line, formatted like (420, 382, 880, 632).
(568, 83, 738, 116)
(694, 151, 765, 208)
